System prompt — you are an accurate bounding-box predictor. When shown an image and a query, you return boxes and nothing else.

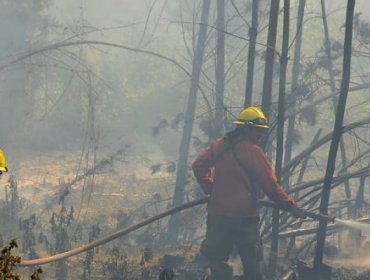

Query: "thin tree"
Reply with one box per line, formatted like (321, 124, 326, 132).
(313, 0, 356, 272)
(167, 0, 211, 241)
(215, 0, 225, 135)
(320, 0, 352, 217)
(268, 0, 290, 277)
(261, 0, 280, 118)
(350, 175, 366, 249)
(284, 0, 306, 165)
(244, 0, 259, 107)
(285, 129, 322, 258)
(281, 2, 309, 231)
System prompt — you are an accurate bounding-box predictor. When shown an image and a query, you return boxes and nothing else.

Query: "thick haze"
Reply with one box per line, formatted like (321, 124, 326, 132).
(0, 0, 368, 169)
(0, 2, 369, 279)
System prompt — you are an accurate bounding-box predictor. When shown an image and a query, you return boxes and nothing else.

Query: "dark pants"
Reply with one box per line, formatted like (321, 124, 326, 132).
(201, 214, 262, 280)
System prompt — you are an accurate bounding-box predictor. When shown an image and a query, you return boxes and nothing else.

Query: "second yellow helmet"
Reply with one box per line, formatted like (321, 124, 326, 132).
(0, 149, 8, 172)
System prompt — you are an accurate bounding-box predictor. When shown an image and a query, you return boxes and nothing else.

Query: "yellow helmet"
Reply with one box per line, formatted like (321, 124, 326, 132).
(233, 106, 269, 129)
(0, 149, 8, 172)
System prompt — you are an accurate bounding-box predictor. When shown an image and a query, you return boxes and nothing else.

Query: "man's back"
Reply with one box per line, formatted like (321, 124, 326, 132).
(192, 135, 294, 218)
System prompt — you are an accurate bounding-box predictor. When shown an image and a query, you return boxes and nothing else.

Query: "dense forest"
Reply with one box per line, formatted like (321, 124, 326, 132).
(0, 0, 369, 279)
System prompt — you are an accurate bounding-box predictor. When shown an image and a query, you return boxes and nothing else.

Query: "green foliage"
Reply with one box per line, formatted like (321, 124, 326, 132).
(354, 13, 370, 43)
(0, 240, 21, 280)
(298, 106, 317, 126)
(81, 223, 100, 280)
(102, 247, 130, 279)
(19, 215, 38, 259)
(0, 240, 43, 280)
(30, 268, 43, 280)
(197, 115, 222, 141)
(152, 119, 169, 137)
(149, 162, 176, 175)
(0, 176, 24, 237)
(151, 113, 184, 137)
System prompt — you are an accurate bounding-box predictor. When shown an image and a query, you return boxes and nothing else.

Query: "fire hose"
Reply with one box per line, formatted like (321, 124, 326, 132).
(260, 200, 335, 223)
(19, 197, 334, 266)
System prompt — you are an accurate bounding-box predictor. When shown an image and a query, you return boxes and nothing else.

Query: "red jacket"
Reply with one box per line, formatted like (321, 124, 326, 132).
(192, 135, 294, 218)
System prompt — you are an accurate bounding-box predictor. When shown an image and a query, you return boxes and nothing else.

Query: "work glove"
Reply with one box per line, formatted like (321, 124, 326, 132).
(289, 204, 307, 219)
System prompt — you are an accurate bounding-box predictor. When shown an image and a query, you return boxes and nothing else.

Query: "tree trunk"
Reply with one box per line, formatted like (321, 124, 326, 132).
(284, 0, 305, 165)
(268, 0, 290, 276)
(350, 175, 367, 251)
(353, 176, 366, 219)
(261, 0, 280, 118)
(320, 0, 352, 217)
(215, 0, 225, 136)
(244, 0, 259, 107)
(285, 129, 322, 258)
(313, 0, 356, 271)
(167, 0, 211, 241)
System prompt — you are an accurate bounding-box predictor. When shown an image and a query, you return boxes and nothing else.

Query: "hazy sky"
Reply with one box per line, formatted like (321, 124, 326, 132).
(51, 1, 157, 28)
(50, 1, 370, 23)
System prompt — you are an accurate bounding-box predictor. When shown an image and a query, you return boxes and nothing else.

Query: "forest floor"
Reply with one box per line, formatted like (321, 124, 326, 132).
(1, 151, 370, 279)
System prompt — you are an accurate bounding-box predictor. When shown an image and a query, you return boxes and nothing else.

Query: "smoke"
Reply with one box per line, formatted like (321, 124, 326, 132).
(336, 219, 370, 234)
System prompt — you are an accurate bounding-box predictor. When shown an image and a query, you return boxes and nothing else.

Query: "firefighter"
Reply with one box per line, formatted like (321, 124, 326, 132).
(0, 148, 7, 176)
(192, 106, 306, 280)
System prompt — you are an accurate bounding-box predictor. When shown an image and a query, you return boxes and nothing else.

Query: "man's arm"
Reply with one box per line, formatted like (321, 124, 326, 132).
(192, 143, 216, 195)
(239, 143, 294, 209)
